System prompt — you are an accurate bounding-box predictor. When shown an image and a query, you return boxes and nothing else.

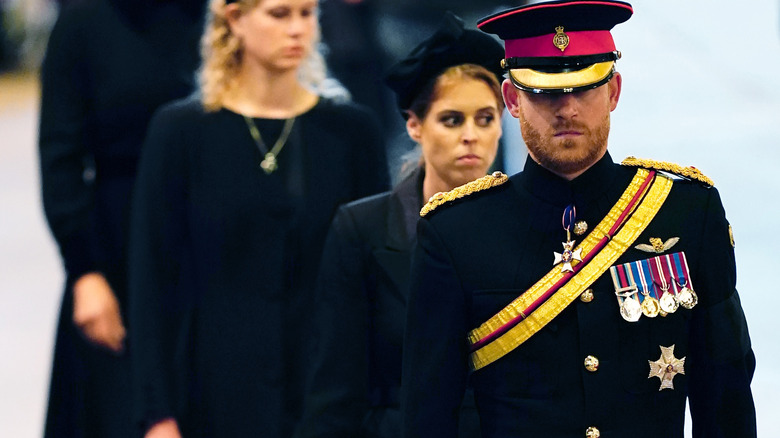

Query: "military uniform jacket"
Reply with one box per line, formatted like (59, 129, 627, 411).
(401, 153, 756, 438)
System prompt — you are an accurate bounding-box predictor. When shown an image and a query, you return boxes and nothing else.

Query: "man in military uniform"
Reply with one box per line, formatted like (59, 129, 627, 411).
(400, 1, 757, 437)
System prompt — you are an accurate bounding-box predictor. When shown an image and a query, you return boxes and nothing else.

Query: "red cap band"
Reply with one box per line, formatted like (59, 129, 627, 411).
(505, 30, 616, 58)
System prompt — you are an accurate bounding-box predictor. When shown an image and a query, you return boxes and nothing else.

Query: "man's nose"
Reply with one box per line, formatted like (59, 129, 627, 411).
(554, 94, 579, 119)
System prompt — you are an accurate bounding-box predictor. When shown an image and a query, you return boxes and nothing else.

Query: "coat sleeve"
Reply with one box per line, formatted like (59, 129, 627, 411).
(128, 105, 192, 429)
(402, 218, 469, 438)
(38, 8, 98, 280)
(687, 187, 756, 437)
(296, 205, 371, 438)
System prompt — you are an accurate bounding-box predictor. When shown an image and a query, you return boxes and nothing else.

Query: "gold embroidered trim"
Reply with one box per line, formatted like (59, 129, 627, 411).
(729, 224, 736, 248)
(621, 156, 714, 187)
(420, 172, 508, 217)
(468, 170, 674, 370)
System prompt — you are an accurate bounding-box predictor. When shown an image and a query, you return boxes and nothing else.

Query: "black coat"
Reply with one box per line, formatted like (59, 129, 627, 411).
(38, 1, 202, 436)
(298, 168, 480, 438)
(128, 96, 389, 437)
(402, 153, 756, 438)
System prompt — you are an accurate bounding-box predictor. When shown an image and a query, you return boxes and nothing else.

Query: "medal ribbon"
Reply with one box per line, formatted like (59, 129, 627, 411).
(635, 261, 653, 307)
(468, 170, 673, 370)
(639, 258, 656, 298)
(670, 252, 693, 289)
(663, 254, 680, 295)
(649, 254, 671, 295)
(610, 257, 658, 307)
(562, 204, 576, 241)
(609, 265, 634, 310)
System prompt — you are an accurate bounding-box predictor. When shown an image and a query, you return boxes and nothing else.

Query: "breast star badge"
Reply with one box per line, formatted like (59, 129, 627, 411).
(648, 344, 686, 391)
(554, 240, 582, 273)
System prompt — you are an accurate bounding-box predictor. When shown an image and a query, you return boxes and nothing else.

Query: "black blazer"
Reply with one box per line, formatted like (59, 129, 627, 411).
(298, 168, 481, 438)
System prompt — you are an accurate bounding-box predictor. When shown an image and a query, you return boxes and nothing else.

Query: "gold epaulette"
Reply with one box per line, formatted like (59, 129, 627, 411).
(621, 156, 714, 187)
(420, 171, 509, 217)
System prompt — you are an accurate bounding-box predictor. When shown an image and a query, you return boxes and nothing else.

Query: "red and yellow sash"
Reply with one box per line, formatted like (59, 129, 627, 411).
(468, 169, 673, 370)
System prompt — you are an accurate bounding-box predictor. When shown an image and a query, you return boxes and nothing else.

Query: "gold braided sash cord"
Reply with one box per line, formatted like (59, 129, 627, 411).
(468, 170, 673, 370)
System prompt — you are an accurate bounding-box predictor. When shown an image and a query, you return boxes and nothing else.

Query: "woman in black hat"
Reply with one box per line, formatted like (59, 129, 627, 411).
(127, 0, 389, 437)
(296, 12, 504, 438)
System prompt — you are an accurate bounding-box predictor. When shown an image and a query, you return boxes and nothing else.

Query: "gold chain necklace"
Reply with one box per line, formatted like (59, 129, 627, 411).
(243, 115, 296, 174)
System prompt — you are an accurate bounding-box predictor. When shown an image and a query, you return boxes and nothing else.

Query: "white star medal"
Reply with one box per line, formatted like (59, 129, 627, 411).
(553, 204, 582, 273)
(648, 344, 686, 390)
(554, 240, 583, 273)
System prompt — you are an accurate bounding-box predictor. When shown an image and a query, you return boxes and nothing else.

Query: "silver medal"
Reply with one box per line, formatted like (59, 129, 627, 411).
(659, 291, 679, 314)
(677, 287, 698, 309)
(620, 294, 642, 322)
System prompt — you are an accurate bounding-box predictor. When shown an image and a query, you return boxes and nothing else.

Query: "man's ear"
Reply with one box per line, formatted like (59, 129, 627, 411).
(608, 72, 622, 112)
(405, 113, 422, 143)
(502, 79, 523, 118)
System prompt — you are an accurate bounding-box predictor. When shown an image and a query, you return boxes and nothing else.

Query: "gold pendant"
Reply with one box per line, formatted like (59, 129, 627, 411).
(260, 153, 278, 174)
(648, 345, 686, 391)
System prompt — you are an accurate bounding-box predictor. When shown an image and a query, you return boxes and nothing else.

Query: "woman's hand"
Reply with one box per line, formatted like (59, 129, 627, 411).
(72, 272, 126, 353)
(145, 418, 182, 438)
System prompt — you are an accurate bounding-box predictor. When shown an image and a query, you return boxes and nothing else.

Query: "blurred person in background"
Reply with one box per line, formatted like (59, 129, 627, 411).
(296, 12, 503, 438)
(37, 0, 205, 436)
(127, 0, 388, 437)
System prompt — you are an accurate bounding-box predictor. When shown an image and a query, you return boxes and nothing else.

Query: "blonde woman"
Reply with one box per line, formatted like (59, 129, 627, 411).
(128, 0, 388, 437)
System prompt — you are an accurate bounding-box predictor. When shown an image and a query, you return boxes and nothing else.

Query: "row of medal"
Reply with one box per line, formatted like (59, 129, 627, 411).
(609, 252, 698, 322)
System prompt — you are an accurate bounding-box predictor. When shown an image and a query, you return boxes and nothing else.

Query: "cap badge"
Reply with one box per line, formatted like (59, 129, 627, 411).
(553, 26, 570, 52)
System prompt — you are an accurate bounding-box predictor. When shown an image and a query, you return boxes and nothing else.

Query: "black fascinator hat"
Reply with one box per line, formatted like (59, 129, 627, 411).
(385, 12, 505, 111)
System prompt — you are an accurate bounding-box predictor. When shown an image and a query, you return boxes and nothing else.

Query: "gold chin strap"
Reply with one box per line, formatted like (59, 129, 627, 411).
(509, 60, 615, 92)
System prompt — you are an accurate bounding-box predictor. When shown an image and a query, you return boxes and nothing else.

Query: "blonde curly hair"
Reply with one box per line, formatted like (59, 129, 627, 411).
(199, 0, 341, 112)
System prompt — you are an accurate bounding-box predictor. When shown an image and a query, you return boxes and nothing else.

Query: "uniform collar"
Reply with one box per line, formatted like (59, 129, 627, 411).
(515, 151, 620, 209)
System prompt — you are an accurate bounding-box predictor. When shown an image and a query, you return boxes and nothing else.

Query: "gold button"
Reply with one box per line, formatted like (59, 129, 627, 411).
(586, 426, 600, 438)
(584, 355, 599, 372)
(580, 289, 594, 303)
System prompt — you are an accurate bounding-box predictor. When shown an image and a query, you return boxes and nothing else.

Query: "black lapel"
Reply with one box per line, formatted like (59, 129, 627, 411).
(372, 168, 424, 301)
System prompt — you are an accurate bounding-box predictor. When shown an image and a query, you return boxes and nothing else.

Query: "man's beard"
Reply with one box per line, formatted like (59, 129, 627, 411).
(520, 113, 610, 177)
